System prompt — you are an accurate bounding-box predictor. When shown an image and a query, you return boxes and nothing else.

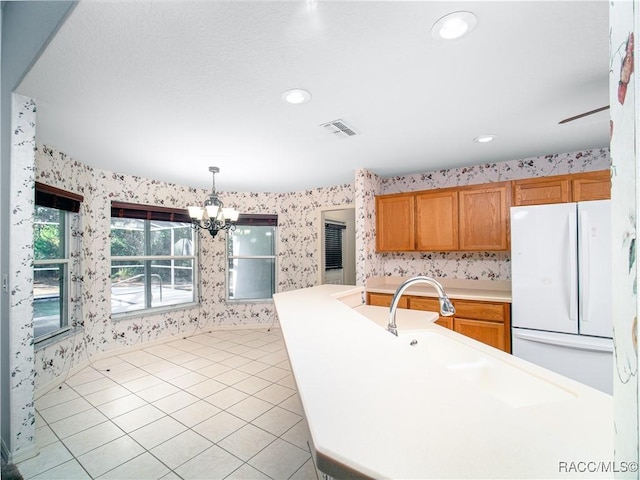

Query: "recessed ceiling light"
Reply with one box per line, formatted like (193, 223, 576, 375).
(282, 89, 312, 104)
(431, 11, 477, 40)
(474, 134, 496, 143)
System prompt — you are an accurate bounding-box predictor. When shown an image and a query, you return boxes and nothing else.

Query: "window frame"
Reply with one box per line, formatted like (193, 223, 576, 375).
(33, 183, 83, 345)
(225, 214, 278, 303)
(110, 202, 199, 318)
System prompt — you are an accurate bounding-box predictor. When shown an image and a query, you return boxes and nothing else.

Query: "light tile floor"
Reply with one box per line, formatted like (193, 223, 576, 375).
(19, 328, 323, 480)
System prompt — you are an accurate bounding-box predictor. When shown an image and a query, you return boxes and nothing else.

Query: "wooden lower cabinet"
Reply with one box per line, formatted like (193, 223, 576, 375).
(407, 296, 453, 329)
(366, 292, 511, 353)
(453, 318, 505, 351)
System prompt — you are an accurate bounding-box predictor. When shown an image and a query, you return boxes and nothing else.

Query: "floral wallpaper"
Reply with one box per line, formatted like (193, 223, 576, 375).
(374, 149, 610, 281)
(355, 169, 384, 286)
(9, 104, 616, 464)
(8, 94, 37, 461)
(609, 0, 638, 471)
(33, 145, 354, 389)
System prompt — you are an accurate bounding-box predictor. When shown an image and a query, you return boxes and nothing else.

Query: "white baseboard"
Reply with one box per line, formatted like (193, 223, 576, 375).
(1, 437, 10, 462)
(5, 440, 39, 465)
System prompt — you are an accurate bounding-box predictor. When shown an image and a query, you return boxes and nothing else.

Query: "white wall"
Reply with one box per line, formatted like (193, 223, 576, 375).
(0, 1, 75, 462)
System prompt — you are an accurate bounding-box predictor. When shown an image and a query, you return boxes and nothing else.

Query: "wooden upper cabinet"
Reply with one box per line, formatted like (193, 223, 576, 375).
(458, 184, 510, 251)
(512, 177, 570, 206)
(512, 170, 610, 206)
(374, 171, 607, 252)
(376, 194, 415, 251)
(572, 170, 611, 202)
(415, 190, 458, 251)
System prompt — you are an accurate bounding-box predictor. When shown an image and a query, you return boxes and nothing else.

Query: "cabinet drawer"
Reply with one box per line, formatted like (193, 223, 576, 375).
(408, 297, 453, 329)
(408, 296, 440, 311)
(368, 292, 407, 308)
(453, 300, 506, 322)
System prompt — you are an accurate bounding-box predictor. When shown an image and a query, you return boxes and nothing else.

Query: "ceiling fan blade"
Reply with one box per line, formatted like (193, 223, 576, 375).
(559, 105, 610, 124)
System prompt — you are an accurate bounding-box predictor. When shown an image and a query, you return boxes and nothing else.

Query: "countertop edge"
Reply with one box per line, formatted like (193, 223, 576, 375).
(273, 285, 612, 479)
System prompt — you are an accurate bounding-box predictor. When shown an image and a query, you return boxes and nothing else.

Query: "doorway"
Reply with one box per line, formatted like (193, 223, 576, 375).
(318, 206, 356, 285)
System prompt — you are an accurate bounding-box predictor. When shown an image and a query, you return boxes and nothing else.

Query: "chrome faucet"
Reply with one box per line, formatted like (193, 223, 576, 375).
(387, 276, 455, 336)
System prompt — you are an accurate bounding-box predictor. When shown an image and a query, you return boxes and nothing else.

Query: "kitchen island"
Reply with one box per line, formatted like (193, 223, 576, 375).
(273, 284, 613, 479)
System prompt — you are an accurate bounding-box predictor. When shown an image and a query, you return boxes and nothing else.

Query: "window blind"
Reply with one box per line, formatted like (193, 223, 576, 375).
(325, 221, 346, 270)
(35, 182, 83, 213)
(236, 214, 278, 226)
(111, 201, 191, 223)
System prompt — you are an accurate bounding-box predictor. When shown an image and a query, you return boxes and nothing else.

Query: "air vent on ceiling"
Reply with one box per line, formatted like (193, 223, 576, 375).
(320, 119, 358, 138)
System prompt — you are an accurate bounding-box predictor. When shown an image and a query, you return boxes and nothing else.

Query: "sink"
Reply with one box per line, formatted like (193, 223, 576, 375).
(353, 304, 438, 330)
(401, 331, 576, 408)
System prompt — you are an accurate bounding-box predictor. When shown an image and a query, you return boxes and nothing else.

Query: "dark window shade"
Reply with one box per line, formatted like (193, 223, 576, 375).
(236, 214, 278, 226)
(325, 222, 346, 270)
(35, 182, 83, 213)
(111, 201, 191, 223)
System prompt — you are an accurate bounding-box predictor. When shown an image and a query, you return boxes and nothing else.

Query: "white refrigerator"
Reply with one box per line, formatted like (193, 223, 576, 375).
(510, 200, 613, 394)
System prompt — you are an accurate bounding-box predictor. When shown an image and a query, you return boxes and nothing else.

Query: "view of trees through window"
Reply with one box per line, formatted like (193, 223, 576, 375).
(110, 219, 196, 314)
(34, 206, 69, 340)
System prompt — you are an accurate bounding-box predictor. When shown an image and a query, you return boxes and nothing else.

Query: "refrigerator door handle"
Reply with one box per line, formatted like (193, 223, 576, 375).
(567, 213, 578, 322)
(579, 210, 590, 325)
(512, 329, 613, 353)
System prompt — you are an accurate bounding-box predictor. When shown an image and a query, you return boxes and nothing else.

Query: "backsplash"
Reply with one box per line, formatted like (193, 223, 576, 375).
(376, 148, 610, 280)
(34, 144, 354, 388)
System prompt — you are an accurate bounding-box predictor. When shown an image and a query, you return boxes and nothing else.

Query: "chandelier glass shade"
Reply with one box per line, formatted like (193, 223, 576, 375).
(187, 167, 239, 238)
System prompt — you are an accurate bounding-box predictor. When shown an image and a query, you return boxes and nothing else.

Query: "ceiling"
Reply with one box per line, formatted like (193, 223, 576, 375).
(17, 1, 610, 193)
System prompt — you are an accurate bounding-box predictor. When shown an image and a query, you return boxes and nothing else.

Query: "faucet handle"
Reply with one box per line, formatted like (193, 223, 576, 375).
(439, 296, 455, 317)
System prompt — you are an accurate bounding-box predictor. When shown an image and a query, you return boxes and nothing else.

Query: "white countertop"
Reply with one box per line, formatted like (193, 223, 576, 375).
(367, 276, 512, 303)
(273, 284, 613, 479)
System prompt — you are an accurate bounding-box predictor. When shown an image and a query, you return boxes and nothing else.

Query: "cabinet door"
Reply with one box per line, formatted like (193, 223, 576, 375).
(408, 296, 453, 329)
(415, 191, 458, 251)
(454, 318, 505, 351)
(458, 185, 510, 250)
(368, 292, 407, 308)
(572, 171, 611, 201)
(512, 177, 570, 206)
(376, 194, 415, 251)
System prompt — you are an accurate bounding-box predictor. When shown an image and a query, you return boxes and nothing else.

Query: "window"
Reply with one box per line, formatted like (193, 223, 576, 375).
(325, 221, 346, 270)
(33, 183, 83, 342)
(110, 202, 197, 315)
(227, 214, 277, 301)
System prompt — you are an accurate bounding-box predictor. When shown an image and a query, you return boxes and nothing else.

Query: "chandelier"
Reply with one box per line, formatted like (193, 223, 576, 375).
(187, 166, 239, 238)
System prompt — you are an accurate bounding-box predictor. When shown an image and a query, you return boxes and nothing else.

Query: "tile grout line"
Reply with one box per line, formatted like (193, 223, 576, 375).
(30, 328, 313, 480)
